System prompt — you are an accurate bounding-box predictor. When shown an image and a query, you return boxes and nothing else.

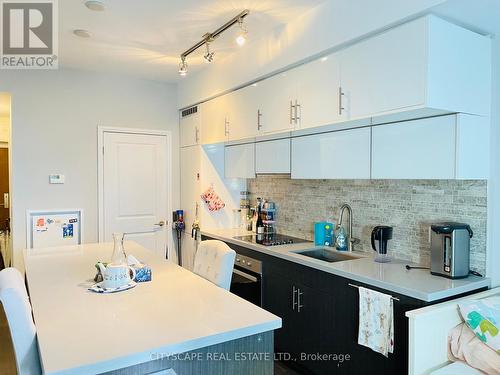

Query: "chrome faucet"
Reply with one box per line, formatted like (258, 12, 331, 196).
(338, 203, 359, 252)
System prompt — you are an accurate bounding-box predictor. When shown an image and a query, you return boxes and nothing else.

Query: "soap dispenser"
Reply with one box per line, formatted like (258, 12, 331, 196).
(335, 226, 348, 251)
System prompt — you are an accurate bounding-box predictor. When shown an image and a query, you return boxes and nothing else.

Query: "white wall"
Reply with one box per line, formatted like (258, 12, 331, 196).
(0, 68, 178, 268)
(177, 0, 445, 108)
(489, 36, 500, 286)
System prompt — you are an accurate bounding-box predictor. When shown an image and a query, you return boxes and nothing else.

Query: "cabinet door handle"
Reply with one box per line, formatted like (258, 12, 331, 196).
(294, 100, 301, 126)
(195, 126, 199, 143)
(289, 101, 296, 124)
(297, 288, 304, 312)
(338, 87, 345, 115)
(292, 285, 297, 310)
(257, 110, 262, 131)
(224, 118, 229, 136)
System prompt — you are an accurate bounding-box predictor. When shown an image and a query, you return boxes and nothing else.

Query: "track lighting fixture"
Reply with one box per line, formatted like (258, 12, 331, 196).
(235, 17, 247, 47)
(178, 10, 249, 75)
(178, 57, 187, 76)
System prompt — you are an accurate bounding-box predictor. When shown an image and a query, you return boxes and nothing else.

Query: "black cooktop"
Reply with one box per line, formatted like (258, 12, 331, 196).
(233, 234, 310, 247)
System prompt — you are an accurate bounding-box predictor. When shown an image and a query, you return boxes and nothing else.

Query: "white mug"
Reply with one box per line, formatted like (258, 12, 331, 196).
(102, 264, 136, 289)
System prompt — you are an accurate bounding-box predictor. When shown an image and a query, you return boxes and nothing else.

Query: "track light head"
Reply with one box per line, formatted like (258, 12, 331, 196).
(204, 42, 215, 63)
(178, 57, 188, 76)
(235, 17, 247, 46)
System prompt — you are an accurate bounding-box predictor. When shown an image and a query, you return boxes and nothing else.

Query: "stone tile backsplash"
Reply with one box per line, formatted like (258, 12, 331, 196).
(248, 176, 487, 274)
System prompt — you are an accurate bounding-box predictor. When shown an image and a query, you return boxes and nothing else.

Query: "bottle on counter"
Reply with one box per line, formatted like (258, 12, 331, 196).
(335, 226, 348, 251)
(256, 200, 264, 235)
(251, 208, 257, 233)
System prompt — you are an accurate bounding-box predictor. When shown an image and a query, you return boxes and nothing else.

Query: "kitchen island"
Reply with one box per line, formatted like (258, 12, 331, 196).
(23, 242, 281, 375)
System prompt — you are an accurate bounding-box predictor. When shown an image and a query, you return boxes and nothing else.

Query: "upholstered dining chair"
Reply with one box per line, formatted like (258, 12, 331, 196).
(193, 240, 236, 290)
(0, 267, 41, 375)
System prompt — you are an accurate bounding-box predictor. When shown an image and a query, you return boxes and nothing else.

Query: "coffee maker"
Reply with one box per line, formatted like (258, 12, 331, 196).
(371, 226, 393, 263)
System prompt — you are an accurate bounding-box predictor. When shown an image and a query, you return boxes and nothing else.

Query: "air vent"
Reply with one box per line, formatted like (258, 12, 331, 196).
(181, 106, 198, 118)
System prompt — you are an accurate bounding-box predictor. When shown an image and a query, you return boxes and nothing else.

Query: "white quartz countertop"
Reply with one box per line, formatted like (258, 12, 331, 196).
(23, 242, 281, 375)
(202, 228, 490, 302)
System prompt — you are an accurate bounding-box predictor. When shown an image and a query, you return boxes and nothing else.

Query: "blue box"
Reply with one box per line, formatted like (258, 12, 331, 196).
(132, 264, 152, 282)
(314, 222, 335, 246)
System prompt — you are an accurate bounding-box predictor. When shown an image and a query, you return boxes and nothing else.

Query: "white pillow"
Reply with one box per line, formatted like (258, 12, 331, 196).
(458, 296, 500, 354)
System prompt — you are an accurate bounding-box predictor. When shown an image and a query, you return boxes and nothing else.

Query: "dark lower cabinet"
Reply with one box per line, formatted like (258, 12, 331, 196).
(264, 273, 336, 374)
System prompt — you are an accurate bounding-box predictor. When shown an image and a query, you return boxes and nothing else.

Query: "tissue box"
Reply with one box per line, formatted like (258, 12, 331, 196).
(131, 264, 152, 282)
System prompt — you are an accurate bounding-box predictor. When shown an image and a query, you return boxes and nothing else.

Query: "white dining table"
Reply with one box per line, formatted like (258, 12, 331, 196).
(23, 241, 281, 375)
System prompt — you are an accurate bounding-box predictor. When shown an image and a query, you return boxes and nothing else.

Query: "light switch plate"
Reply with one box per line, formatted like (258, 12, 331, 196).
(49, 174, 65, 184)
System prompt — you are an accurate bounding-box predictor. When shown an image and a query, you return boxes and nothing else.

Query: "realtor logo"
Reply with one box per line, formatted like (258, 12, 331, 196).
(0, 0, 58, 69)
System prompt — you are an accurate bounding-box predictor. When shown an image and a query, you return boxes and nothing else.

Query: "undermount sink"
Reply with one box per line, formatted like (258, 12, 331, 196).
(294, 248, 360, 263)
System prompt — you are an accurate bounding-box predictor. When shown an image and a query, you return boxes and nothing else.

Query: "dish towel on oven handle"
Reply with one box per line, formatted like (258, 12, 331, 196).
(357, 286, 394, 357)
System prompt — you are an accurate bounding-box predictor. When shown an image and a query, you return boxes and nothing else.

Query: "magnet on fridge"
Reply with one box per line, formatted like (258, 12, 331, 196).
(49, 174, 65, 184)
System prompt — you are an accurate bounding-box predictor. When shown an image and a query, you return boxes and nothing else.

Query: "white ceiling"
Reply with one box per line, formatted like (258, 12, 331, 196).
(60, 0, 326, 82)
(0, 93, 10, 118)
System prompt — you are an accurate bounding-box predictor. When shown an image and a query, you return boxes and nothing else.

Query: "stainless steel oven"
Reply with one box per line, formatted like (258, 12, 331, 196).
(230, 252, 262, 307)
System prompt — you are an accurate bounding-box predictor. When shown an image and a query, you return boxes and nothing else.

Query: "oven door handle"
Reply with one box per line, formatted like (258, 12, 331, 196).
(233, 268, 258, 283)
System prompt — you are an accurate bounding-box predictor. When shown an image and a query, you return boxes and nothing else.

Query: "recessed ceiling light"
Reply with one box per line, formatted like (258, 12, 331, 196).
(73, 29, 93, 38)
(85, 0, 105, 11)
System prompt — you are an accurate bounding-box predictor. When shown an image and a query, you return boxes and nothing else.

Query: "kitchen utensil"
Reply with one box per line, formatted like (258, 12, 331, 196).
(430, 222, 472, 279)
(97, 233, 136, 289)
(88, 280, 137, 294)
(371, 226, 393, 263)
(96, 262, 136, 289)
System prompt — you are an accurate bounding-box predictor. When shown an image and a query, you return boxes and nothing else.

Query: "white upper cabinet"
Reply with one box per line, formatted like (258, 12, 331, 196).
(294, 54, 345, 130)
(200, 95, 229, 144)
(340, 19, 427, 120)
(371, 114, 490, 180)
(455, 114, 489, 180)
(340, 15, 490, 122)
(224, 143, 256, 179)
(291, 127, 371, 179)
(255, 138, 291, 174)
(227, 84, 260, 142)
(258, 72, 298, 135)
(371, 116, 456, 179)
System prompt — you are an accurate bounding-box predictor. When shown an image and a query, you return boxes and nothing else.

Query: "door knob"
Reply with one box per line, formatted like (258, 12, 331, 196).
(154, 220, 165, 227)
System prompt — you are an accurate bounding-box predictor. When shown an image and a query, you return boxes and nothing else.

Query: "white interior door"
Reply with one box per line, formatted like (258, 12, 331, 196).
(102, 131, 169, 258)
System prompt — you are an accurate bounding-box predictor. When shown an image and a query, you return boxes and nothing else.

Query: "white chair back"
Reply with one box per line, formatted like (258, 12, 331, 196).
(0, 268, 41, 375)
(193, 240, 236, 290)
